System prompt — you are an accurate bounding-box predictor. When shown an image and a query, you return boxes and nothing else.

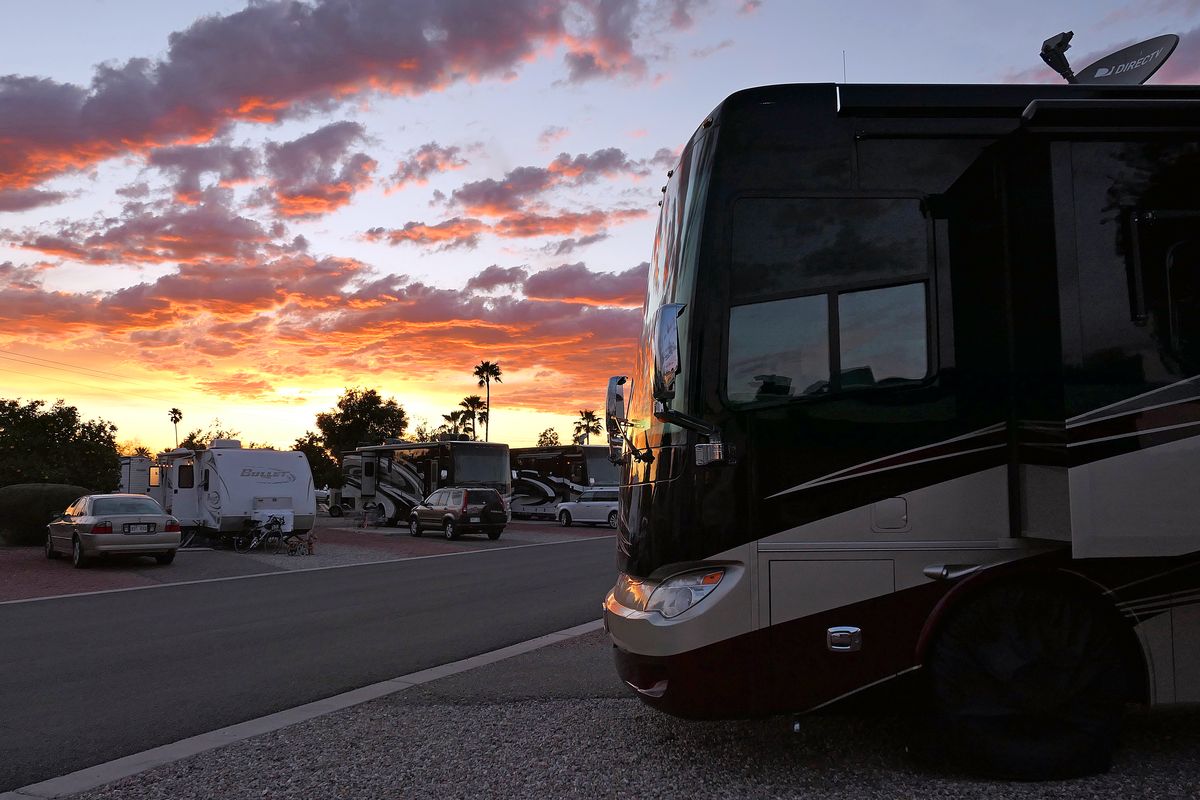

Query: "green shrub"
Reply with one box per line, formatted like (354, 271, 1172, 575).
(0, 483, 90, 546)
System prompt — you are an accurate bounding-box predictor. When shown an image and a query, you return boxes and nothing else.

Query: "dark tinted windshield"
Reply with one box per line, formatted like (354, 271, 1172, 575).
(453, 448, 509, 488)
(585, 451, 618, 485)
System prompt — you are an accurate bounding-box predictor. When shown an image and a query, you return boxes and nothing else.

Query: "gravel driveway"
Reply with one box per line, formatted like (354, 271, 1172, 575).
(68, 631, 1200, 800)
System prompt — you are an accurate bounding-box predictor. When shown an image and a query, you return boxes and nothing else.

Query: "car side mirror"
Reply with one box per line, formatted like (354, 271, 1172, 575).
(652, 303, 685, 402)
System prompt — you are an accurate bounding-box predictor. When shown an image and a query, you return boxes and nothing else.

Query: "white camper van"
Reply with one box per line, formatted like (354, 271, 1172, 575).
(149, 439, 316, 539)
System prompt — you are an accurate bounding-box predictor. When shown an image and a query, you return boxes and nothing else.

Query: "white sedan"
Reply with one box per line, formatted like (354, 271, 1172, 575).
(46, 493, 182, 568)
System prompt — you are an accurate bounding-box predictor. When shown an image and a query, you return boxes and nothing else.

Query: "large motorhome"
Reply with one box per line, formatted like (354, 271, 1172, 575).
(509, 445, 618, 518)
(336, 440, 510, 525)
(149, 440, 316, 538)
(603, 79, 1200, 777)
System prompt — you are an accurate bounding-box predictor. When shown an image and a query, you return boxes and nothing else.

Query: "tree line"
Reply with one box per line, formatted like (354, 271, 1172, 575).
(0, 358, 605, 493)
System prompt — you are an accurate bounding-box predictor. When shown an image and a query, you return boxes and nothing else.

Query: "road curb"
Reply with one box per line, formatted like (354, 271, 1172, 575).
(0, 619, 603, 800)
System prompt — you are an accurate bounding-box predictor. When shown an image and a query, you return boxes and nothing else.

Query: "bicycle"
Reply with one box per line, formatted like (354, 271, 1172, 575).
(232, 514, 286, 553)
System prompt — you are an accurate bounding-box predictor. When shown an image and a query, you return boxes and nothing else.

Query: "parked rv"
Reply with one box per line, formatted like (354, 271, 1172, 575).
(335, 440, 510, 526)
(509, 445, 618, 518)
(117, 456, 152, 495)
(149, 439, 316, 541)
(603, 74, 1200, 779)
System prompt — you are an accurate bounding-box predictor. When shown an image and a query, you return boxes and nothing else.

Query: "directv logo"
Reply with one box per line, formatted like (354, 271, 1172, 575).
(1095, 48, 1163, 77)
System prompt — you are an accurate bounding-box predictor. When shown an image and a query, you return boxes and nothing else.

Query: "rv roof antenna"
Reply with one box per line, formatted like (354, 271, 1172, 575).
(842, 50, 847, 83)
(1040, 31, 1078, 84)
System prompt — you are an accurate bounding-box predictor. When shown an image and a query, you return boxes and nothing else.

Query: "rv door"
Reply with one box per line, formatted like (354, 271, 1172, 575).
(361, 455, 377, 497)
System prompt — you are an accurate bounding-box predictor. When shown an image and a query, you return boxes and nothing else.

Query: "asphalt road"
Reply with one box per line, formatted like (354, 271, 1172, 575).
(0, 536, 615, 792)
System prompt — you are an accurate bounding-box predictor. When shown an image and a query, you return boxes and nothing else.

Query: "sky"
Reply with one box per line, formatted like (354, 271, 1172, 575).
(1, 0, 1197, 453)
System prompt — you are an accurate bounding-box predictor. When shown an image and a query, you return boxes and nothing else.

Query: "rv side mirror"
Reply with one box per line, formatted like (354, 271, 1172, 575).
(606, 376, 627, 435)
(652, 303, 686, 402)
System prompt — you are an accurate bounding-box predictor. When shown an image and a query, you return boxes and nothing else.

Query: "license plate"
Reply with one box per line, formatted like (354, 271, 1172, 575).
(127, 523, 150, 533)
(470, 516, 480, 523)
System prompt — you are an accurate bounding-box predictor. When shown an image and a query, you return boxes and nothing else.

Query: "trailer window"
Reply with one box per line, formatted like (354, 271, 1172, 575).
(838, 283, 929, 386)
(177, 464, 194, 489)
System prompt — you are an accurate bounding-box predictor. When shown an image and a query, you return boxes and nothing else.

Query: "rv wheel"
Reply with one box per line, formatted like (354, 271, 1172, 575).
(925, 580, 1129, 780)
(328, 504, 343, 518)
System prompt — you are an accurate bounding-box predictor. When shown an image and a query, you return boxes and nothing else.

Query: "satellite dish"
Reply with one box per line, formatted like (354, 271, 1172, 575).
(1077, 34, 1179, 85)
(1041, 31, 1180, 86)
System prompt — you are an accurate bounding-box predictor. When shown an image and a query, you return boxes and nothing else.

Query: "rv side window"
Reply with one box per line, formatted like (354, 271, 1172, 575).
(149, 467, 161, 488)
(728, 295, 830, 402)
(838, 283, 929, 386)
(177, 464, 194, 489)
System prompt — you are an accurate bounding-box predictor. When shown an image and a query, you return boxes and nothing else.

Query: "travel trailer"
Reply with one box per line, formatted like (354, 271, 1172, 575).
(334, 440, 510, 525)
(508, 445, 618, 518)
(603, 72, 1200, 777)
(149, 440, 316, 539)
(117, 455, 152, 495)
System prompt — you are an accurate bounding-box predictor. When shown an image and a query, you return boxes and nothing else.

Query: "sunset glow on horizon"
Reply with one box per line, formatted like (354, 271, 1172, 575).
(2, 0, 1196, 453)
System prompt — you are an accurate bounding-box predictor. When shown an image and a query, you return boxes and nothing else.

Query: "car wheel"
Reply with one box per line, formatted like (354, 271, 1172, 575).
(155, 550, 176, 565)
(607, 511, 618, 529)
(924, 580, 1129, 779)
(71, 536, 89, 569)
(409, 517, 422, 537)
(444, 520, 458, 540)
(487, 528, 503, 541)
(559, 511, 572, 527)
(328, 504, 343, 518)
(45, 531, 59, 559)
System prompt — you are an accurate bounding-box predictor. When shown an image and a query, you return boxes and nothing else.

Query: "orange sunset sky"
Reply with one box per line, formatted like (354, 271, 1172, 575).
(1, 0, 1196, 452)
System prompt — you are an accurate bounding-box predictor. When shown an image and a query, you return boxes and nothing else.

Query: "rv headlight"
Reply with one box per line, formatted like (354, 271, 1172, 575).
(613, 573, 650, 610)
(645, 569, 725, 618)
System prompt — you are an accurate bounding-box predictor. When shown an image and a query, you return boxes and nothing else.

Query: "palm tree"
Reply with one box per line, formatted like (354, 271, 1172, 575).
(168, 408, 183, 446)
(472, 361, 503, 442)
(459, 395, 487, 441)
(441, 410, 465, 435)
(573, 409, 602, 445)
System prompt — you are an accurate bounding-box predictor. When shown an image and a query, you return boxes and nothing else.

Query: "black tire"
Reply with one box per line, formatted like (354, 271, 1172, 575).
(559, 511, 572, 527)
(328, 504, 343, 518)
(444, 519, 457, 540)
(607, 511, 618, 529)
(45, 531, 59, 559)
(233, 533, 253, 553)
(71, 536, 88, 569)
(409, 517, 422, 537)
(155, 550, 176, 565)
(487, 528, 503, 541)
(924, 580, 1129, 780)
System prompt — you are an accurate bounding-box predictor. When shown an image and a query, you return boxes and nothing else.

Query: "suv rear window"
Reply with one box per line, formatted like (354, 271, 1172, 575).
(465, 489, 500, 502)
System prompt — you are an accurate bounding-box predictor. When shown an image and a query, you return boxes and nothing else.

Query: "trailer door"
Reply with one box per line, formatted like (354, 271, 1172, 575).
(360, 456, 376, 498)
(1053, 138, 1200, 558)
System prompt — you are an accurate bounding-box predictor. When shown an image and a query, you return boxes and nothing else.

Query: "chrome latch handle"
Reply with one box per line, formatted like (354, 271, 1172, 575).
(826, 626, 862, 653)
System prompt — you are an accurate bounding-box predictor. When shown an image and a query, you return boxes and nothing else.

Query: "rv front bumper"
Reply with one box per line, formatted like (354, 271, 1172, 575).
(604, 562, 760, 718)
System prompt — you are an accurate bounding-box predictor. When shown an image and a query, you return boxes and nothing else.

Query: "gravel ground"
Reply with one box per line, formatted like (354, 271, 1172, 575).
(70, 632, 1200, 800)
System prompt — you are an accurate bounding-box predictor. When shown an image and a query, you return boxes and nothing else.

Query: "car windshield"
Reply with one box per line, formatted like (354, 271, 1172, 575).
(92, 497, 164, 515)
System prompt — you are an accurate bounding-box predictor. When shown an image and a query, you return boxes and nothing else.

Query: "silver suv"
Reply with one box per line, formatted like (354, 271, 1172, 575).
(556, 488, 619, 529)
